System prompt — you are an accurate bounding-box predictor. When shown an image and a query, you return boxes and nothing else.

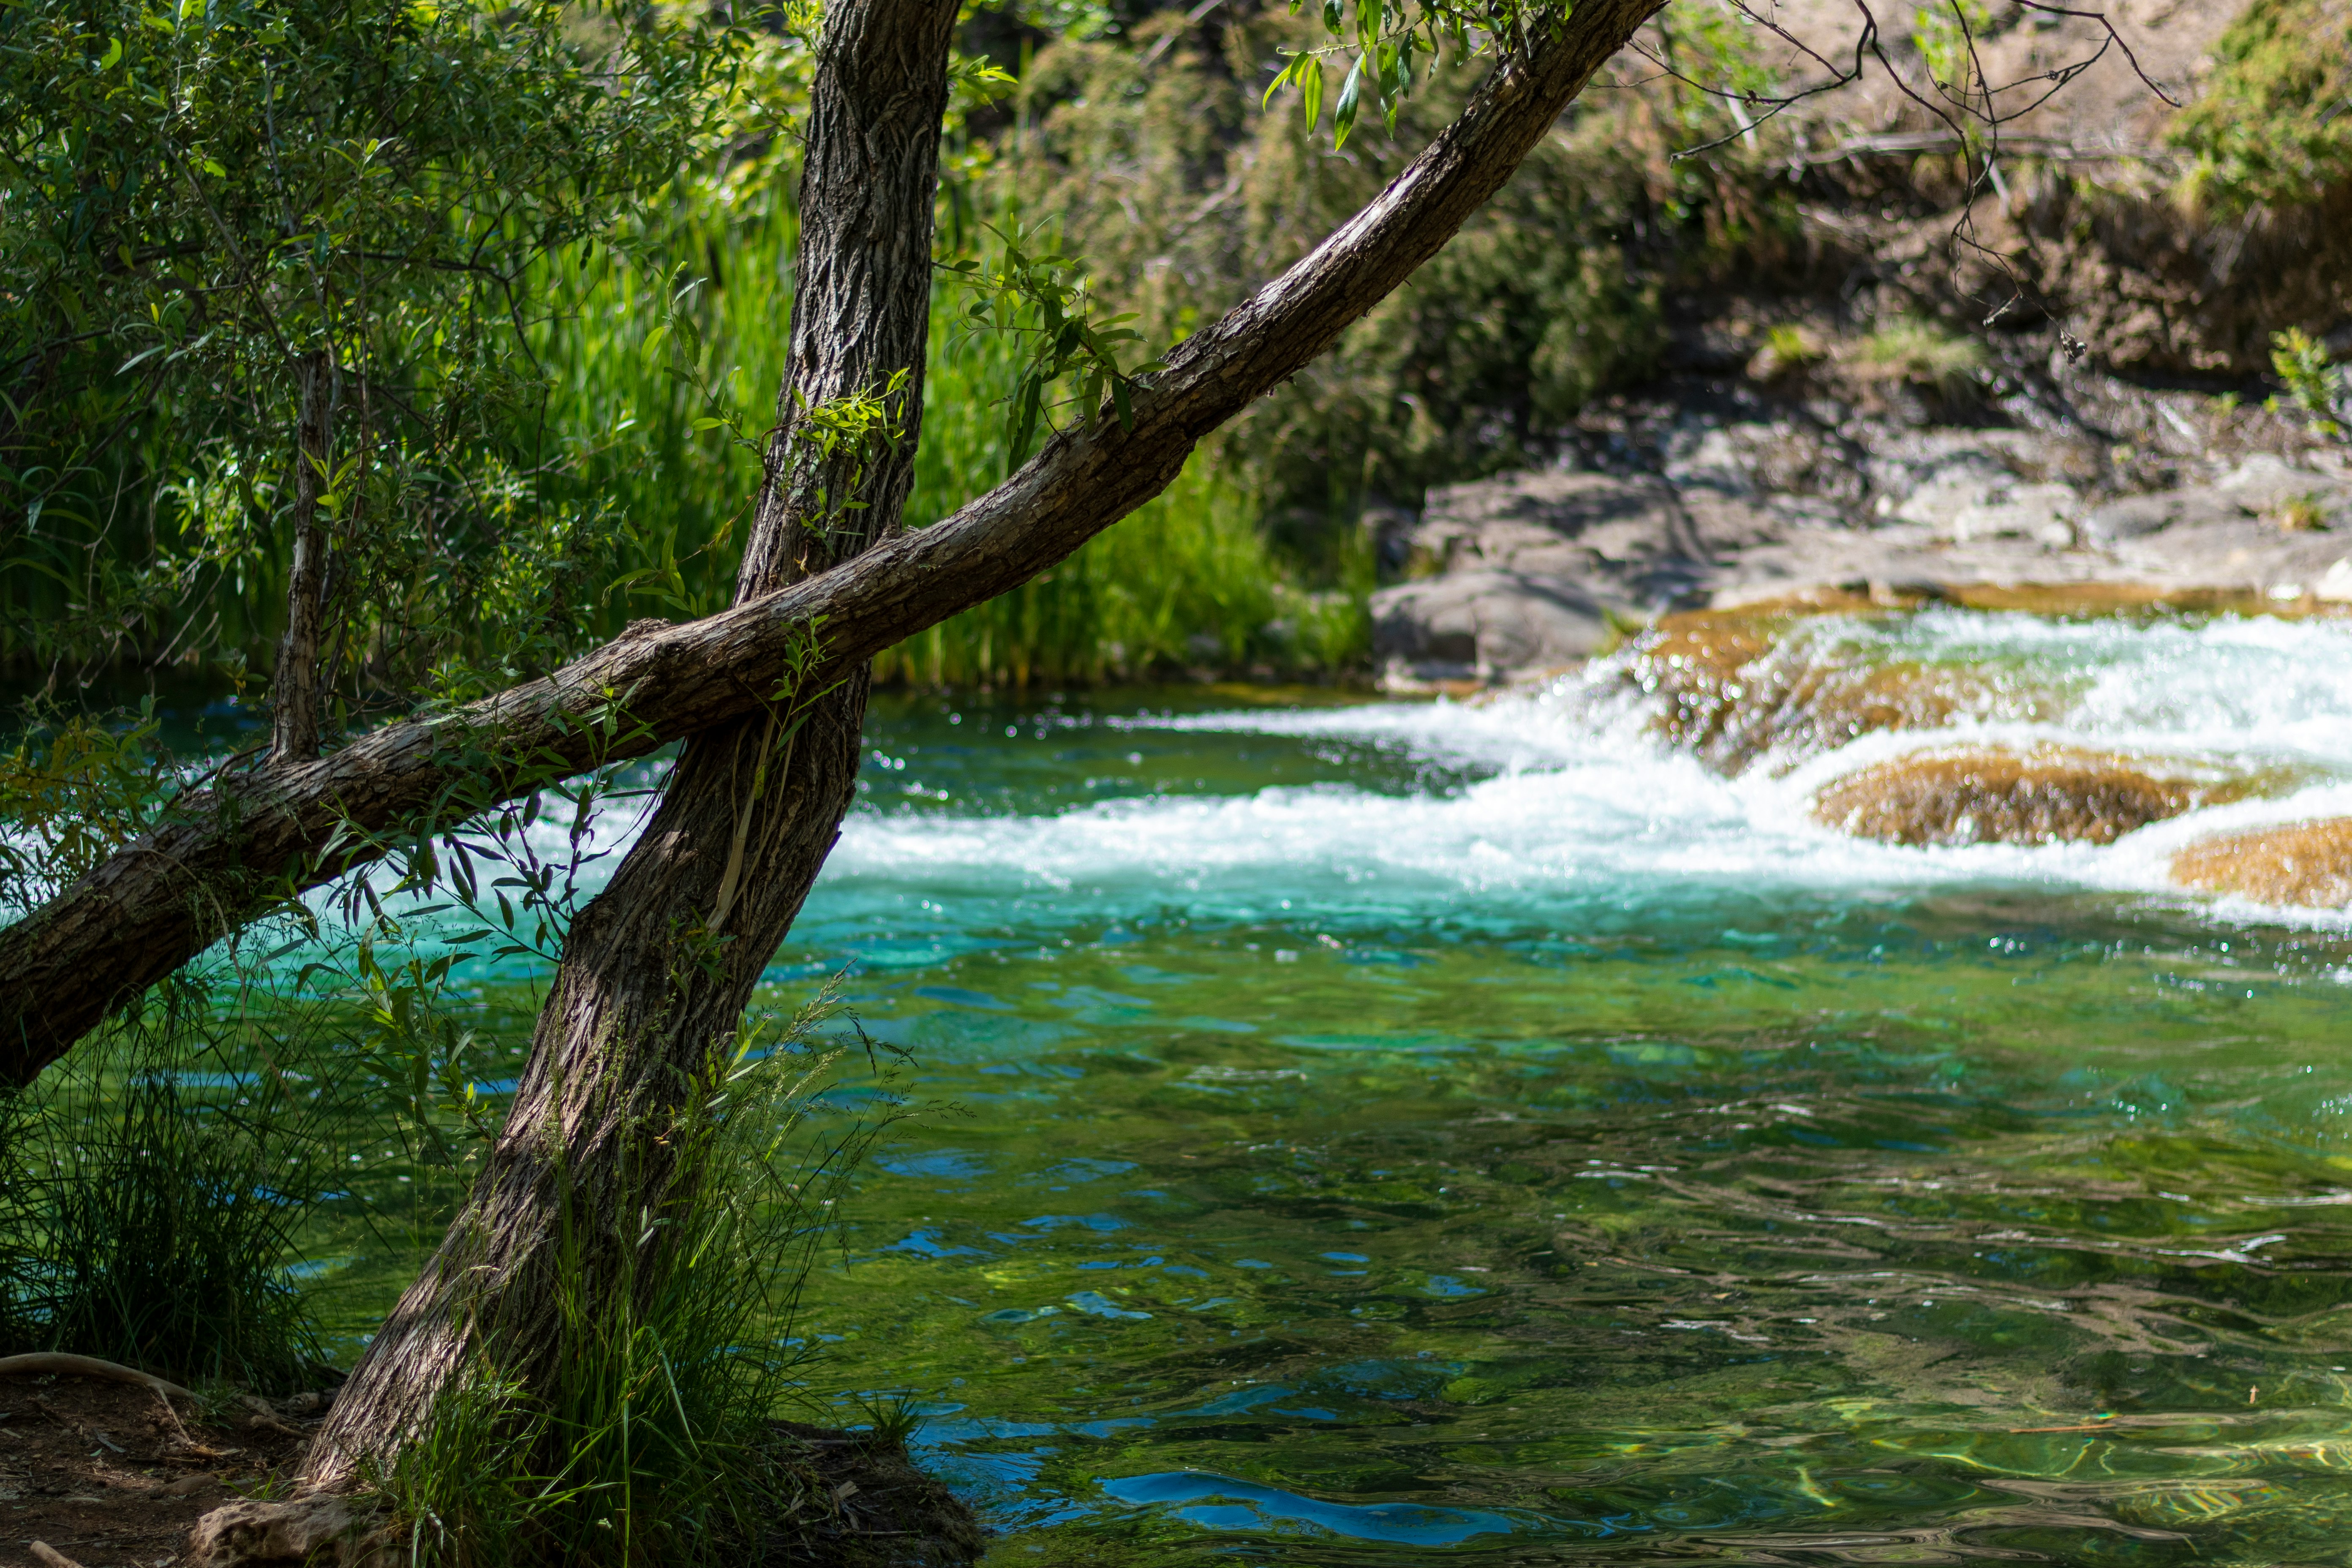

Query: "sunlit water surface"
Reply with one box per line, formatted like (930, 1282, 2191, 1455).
(338, 609, 2352, 1565)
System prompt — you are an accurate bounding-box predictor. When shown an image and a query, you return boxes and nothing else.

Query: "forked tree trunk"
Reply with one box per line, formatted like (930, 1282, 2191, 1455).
(301, 0, 959, 1482)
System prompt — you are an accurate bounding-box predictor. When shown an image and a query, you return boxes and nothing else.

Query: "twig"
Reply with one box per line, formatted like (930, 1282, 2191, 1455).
(30, 1542, 87, 1568)
(0, 1352, 200, 1404)
(1140, 0, 1226, 68)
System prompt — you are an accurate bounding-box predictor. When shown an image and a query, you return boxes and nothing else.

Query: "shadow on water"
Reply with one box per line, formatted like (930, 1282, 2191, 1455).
(751, 898, 2352, 1567)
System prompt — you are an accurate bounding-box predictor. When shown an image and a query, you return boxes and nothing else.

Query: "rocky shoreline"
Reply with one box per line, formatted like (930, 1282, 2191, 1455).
(1369, 371, 2352, 686)
(1361, 360, 2352, 914)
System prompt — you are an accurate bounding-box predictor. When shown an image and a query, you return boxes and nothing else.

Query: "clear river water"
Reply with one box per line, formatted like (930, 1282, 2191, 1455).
(318, 604, 2352, 1565)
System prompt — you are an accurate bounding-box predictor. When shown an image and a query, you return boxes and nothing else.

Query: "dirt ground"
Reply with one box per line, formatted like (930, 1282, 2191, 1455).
(0, 1374, 316, 1568)
(0, 1375, 981, 1568)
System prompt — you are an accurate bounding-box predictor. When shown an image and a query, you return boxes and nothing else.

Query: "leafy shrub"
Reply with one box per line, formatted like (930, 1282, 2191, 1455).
(2270, 327, 2347, 435)
(2170, 0, 2352, 211)
(1846, 317, 1987, 398)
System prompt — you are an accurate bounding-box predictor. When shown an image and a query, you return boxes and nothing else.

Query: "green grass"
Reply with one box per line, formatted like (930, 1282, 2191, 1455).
(373, 996, 897, 1568)
(0, 983, 336, 1391)
(550, 196, 1369, 690)
(1847, 316, 1987, 399)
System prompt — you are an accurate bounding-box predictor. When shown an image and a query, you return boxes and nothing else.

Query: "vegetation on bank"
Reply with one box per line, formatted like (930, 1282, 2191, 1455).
(2170, 0, 2352, 211)
(6, 0, 2348, 698)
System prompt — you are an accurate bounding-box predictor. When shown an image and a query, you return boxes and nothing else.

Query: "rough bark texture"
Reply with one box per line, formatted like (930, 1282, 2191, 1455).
(270, 351, 334, 764)
(0, 0, 1664, 1084)
(299, 0, 959, 1485)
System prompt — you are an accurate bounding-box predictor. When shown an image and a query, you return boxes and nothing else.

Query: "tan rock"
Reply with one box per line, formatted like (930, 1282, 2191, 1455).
(2171, 819, 2352, 910)
(185, 1494, 395, 1568)
(1813, 747, 2242, 847)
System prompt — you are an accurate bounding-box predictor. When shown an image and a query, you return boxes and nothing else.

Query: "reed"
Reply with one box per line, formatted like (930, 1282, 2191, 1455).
(0, 167, 1369, 690)
(374, 999, 898, 1568)
(0, 981, 337, 1391)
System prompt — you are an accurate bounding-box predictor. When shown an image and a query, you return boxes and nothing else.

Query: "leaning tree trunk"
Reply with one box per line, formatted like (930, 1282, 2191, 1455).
(301, 0, 959, 1483)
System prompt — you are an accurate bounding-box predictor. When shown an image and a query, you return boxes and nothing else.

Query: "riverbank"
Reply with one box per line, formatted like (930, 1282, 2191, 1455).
(1370, 340, 2352, 688)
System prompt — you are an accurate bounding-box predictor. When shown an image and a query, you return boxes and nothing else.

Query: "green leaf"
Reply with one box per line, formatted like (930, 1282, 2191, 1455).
(1334, 57, 1363, 148)
(1302, 56, 1325, 133)
(1262, 53, 1298, 109)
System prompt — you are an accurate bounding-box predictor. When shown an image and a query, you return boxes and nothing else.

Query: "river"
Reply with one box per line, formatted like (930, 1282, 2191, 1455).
(329, 602, 2352, 1564)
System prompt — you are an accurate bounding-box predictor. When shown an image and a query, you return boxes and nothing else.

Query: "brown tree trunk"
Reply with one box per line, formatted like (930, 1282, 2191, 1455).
(0, 0, 1663, 1084)
(300, 0, 960, 1485)
(272, 350, 334, 763)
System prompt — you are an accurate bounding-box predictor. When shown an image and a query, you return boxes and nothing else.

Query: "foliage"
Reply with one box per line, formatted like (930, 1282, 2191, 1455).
(0, 698, 172, 909)
(947, 223, 1161, 468)
(0, 0, 735, 698)
(0, 982, 337, 1390)
(991, 1, 1786, 517)
(1752, 322, 1825, 381)
(1846, 316, 1987, 397)
(2170, 0, 2352, 211)
(883, 434, 1368, 687)
(1910, 0, 1995, 103)
(2269, 327, 2347, 436)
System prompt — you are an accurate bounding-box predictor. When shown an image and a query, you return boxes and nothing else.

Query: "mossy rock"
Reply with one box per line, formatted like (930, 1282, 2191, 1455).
(1813, 746, 2249, 847)
(2171, 817, 2352, 909)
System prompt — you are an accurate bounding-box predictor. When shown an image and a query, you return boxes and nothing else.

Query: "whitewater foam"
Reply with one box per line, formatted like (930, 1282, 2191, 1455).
(822, 609, 2352, 931)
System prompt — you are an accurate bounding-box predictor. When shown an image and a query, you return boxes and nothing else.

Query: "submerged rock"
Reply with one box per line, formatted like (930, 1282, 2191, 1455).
(1620, 596, 2063, 773)
(2170, 818, 2352, 910)
(1813, 746, 2236, 846)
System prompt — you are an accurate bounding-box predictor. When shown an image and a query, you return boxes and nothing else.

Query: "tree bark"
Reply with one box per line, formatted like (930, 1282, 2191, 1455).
(299, 0, 960, 1484)
(0, 0, 1664, 1085)
(271, 350, 335, 763)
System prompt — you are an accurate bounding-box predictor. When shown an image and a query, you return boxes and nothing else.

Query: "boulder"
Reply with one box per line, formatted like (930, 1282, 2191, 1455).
(2077, 490, 2247, 543)
(1947, 482, 2080, 546)
(1370, 572, 1611, 678)
(1889, 452, 2012, 531)
(2080, 457, 2352, 544)
(1409, 470, 1707, 606)
(1375, 470, 1714, 681)
(2170, 818, 2352, 910)
(1813, 746, 2235, 846)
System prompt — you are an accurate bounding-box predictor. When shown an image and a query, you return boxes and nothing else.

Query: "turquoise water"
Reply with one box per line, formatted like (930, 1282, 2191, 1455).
(333, 608, 2352, 1564)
